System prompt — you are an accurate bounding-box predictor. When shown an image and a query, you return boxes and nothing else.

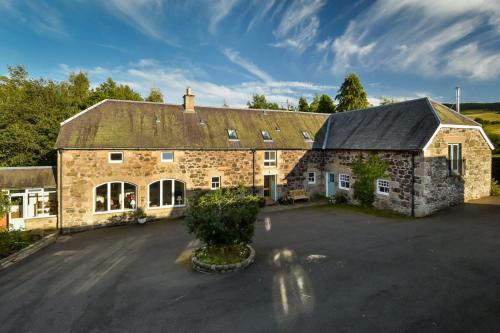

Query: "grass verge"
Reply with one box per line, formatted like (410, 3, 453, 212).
(194, 244, 250, 265)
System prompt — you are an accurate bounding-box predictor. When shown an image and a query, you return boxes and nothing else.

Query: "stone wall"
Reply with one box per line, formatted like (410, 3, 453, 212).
(58, 149, 324, 230)
(24, 216, 57, 230)
(324, 150, 415, 216)
(415, 127, 492, 216)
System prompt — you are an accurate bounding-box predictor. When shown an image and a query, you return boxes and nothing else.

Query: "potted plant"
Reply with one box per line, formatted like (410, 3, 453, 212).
(133, 208, 148, 224)
(185, 185, 260, 273)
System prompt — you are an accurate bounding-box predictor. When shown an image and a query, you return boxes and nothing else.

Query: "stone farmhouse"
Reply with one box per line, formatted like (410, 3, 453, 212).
(0, 89, 494, 232)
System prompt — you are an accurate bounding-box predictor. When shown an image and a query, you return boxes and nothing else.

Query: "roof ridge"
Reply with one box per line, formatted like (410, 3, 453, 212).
(106, 99, 330, 116)
(329, 97, 429, 118)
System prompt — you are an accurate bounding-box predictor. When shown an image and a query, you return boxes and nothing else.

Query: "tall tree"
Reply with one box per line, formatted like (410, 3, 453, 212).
(335, 73, 369, 112)
(298, 96, 309, 112)
(88, 78, 143, 105)
(146, 88, 164, 103)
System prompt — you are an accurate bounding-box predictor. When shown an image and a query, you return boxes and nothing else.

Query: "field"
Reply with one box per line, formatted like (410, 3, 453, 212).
(463, 110, 500, 180)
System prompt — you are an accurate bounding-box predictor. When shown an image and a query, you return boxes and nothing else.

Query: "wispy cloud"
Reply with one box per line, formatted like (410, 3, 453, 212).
(209, 0, 240, 33)
(58, 58, 336, 108)
(0, 0, 67, 38)
(104, 0, 176, 46)
(272, 0, 326, 53)
(325, 0, 500, 80)
(223, 48, 273, 82)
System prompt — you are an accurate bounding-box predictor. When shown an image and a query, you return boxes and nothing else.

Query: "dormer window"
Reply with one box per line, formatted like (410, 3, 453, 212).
(227, 129, 239, 141)
(302, 131, 313, 142)
(261, 130, 272, 141)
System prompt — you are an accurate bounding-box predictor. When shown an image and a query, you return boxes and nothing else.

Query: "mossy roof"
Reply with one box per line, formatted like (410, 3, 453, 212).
(55, 98, 488, 151)
(0, 166, 56, 189)
(55, 100, 329, 150)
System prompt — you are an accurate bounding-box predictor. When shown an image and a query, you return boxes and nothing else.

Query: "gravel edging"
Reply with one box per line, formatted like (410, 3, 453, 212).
(192, 245, 255, 274)
(0, 232, 59, 271)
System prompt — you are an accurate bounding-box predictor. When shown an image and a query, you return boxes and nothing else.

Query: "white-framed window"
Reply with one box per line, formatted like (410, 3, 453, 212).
(108, 152, 123, 163)
(339, 174, 350, 190)
(94, 182, 137, 213)
(211, 176, 221, 190)
(12, 187, 57, 218)
(261, 130, 272, 141)
(302, 131, 313, 142)
(308, 172, 316, 184)
(161, 151, 174, 162)
(227, 129, 239, 141)
(264, 150, 277, 167)
(448, 143, 462, 175)
(376, 179, 390, 195)
(148, 179, 186, 208)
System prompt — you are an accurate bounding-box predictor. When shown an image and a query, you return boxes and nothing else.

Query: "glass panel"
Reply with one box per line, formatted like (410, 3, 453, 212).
(211, 177, 220, 189)
(149, 181, 160, 207)
(110, 183, 122, 210)
(27, 193, 40, 218)
(174, 181, 185, 206)
(124, 183, 136, 209)
(95, 184, 108, 212)
(227, 129, 238, 140)
(261, 130, 272, 141)
(162, 180, 173, 206)
(162, 152, 174, 162)
(109, 153, 123, 161)
(10, 196, 23, 219)
(48, 192, 57, 215)
(329, 174, 335, 182)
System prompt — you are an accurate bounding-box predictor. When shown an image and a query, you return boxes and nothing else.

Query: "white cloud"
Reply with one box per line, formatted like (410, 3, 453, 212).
(58, 59, 336, 109)
(223, 48, 273, 82)
(271, 16, 320, 53)
(328, 0, 500, 80)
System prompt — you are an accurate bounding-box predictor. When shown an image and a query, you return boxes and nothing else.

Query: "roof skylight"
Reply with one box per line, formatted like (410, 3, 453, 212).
(227, 129, 239, 141)
(261, 130, 272, 141)
(302, 131, 313, 142)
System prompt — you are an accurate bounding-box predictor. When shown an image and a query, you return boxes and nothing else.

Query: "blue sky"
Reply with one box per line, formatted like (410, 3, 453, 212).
(1, 0, 499, 107)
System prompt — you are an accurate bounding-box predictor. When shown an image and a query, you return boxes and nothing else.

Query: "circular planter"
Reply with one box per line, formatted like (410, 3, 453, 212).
(137, 217, 147, 224)
(191, 245, 256, 274)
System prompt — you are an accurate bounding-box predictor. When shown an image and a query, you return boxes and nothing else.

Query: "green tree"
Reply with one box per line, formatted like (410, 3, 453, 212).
(379, 96, 396, 105)
(146, 88, 164, 103)
(247, 94, 282, 110)
(298, 96, 309, 112)
(88, 78, 143, 105)
(0, 191, 9, 217)
(68, 72, 90, 109)
(335, 73, 369, 112)
(316, 94, 336, 113)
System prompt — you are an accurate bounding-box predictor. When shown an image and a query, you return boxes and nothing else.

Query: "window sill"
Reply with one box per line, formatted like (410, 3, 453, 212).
(26, 215, 57, 219)
(147, 205, 186, 210)
(94, 209, 135, 215)
(339, 187, 350, 191)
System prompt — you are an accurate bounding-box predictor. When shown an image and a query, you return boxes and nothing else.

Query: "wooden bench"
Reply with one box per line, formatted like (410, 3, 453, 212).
(288, 189, 310, 204)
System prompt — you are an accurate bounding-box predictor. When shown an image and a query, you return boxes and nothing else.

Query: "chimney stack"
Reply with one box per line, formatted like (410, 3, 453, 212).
(455, 86, 460, 113)
(183, 87, 195, 112)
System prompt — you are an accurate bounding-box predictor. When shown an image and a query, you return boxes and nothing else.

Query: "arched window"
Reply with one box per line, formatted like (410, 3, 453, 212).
(148, 180, 185, 208)
(94, 182, 137, 213)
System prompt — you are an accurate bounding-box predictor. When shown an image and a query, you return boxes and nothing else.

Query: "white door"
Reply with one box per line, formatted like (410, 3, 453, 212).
(9, 193, 25, 230)
(326, 172, 335, 197)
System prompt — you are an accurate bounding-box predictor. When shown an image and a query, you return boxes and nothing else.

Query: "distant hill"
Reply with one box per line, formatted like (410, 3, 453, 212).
(444, 102, 500, 113)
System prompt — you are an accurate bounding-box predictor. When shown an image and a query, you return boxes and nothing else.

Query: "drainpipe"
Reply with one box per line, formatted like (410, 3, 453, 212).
(411, 151, 415, 218)
(252, 149, 256, 194)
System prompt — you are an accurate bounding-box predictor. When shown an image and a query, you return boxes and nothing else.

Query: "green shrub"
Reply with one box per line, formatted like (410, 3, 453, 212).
(352, 154, 388, 206)
(492, 179, 500, 196)
(329, 193, 347, 205)
(0, 192, 10, 217)
(0, 230, 41, 259)
(184, 185, 260, 247)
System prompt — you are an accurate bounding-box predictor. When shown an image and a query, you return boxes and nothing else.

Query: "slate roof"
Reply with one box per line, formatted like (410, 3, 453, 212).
(323, 98, 438, 150)
(55, 97, 488, 151)
(0, 166, 57, 189)
(55, 100, 329, 150)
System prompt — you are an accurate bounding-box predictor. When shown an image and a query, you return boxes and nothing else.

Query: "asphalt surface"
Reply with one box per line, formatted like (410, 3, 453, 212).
(1, 197, 499, 333)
